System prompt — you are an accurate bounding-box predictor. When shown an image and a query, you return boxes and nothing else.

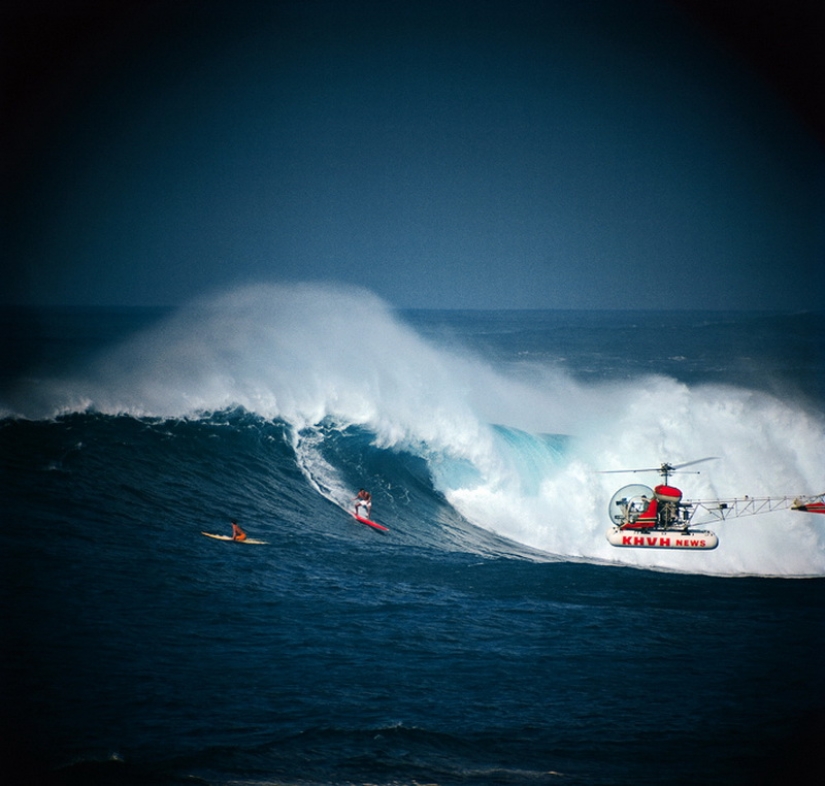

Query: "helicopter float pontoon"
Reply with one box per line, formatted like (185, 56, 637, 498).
(603, 458, 825, 551)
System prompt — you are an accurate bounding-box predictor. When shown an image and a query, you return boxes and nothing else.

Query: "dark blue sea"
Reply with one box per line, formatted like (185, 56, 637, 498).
(2, 284, 824, 785)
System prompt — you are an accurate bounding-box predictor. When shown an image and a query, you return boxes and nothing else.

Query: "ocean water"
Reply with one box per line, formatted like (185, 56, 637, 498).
(1, 284, 824, 785)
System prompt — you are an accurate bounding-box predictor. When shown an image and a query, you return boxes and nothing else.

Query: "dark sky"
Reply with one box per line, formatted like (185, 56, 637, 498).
(3, 0, 824, 309)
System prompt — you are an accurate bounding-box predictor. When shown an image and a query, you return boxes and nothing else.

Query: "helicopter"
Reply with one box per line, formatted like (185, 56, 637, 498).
(602, 458, 825, 551)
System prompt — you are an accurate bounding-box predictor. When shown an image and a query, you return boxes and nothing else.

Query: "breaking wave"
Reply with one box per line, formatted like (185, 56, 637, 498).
(4, 283, 824, 576)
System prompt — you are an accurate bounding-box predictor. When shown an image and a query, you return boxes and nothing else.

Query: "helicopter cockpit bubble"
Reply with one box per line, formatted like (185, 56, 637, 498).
(608, 484, 656, 526)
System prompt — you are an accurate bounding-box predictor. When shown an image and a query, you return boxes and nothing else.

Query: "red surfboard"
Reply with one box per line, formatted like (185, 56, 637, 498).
(352, 513, 389, 532)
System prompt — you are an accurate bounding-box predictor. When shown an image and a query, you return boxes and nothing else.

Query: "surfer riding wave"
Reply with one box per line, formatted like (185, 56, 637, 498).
(353, 489, 372, 518)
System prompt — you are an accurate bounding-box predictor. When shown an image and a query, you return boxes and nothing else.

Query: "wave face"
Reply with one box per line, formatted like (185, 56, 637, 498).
(3, 283, 825, 576)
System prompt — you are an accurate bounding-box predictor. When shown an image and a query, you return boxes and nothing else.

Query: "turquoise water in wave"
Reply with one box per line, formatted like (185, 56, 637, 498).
(2, 286, 824, 785)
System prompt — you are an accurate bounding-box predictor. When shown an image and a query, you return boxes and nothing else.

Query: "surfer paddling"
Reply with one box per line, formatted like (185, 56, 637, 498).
(353, 489, 372, 518)
(231, 520, 247, 542)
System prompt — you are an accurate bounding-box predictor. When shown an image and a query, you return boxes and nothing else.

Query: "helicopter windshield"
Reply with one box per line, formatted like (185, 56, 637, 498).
(608, 484, 655, 526)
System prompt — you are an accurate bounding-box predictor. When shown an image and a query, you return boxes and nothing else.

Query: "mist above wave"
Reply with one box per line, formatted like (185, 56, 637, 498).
(8, 285, 487, 447)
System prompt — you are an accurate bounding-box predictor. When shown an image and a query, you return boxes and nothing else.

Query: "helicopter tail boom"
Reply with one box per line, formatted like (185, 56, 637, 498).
(688, 493, 825, 523)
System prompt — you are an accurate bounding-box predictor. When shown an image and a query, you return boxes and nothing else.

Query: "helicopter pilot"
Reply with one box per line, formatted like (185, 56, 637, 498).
(621, 497, 659, 530)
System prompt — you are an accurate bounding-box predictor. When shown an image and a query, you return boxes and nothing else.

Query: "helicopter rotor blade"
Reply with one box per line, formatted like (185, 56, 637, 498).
(599, 458, 720, 476)
(599, 467, 660, 474)
(668, 457, 719, 471)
